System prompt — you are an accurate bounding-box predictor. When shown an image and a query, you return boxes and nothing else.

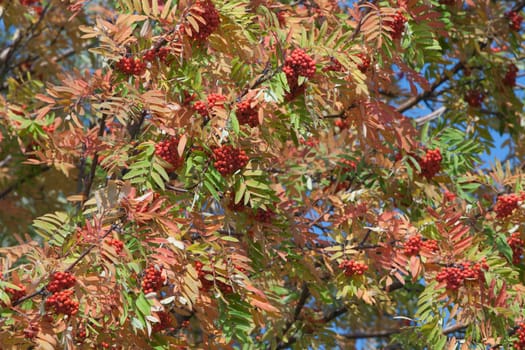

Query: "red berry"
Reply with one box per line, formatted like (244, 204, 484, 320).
(404, 235, 423, 256)
(418, 148, 442, 179)
(152, 311, 174, 332)
(45, 289, 79, 316)
(5, 283, 27, 303)
(335, 118, 349, 130)
(506, 11, 523, 31)
(422, 239, 439, 252)
(155, 137, 185, 170)
(106, 238, 124, 255)
(212, 145, 249, 176)
(503, 63, 518, 87)
(495, 193, 525, 219)
(23, 322, 39, 339)
(141, 265, 166, 294)
(116, 57, 146, 76)
(143, 47, 170, 63)
(356, 53, 370, 73)
(514, 322, 525, 349)
(338, 259, 368, 276)
(284, 48, 316, 80)
(387, 10, 407, 40)
(193, 94, 226, 117)
(507, 232, 524, 264)
(236, 99, 259, 127)
(193, 100, 208, 116)
(46, 271, 76, 293)
(464, 90, 484, 108)
(253, 208, 274, 223)
(283, 49, 316, 101)
(186, 0, 220, 41)
(277, 11, 287, 27)
(42, 124, 55, 133)
(444, 191, 456, 202)
(323, 57, 343, 72)
(436, 260, 488, 290)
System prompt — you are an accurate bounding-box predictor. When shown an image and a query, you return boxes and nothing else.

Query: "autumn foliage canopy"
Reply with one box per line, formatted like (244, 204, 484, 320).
(1, 0, 525, 349)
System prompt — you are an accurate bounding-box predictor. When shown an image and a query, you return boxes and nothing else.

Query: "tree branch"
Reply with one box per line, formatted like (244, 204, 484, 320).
(414, 106, 447, 126)
(396, 62, 464, 113)
(271, 283, 310, 350)
(81, 115, 107, 205)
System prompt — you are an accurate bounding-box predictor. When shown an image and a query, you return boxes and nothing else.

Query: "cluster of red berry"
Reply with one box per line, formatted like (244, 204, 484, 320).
(283, 48, 317, 87)
(5, 282, 27, 303)
(194, 261, 234, 294)
(213, 145, 249, 176)
(23, 323, 39, 339)
(423, 239, 439, 252)
(300, 137, 319, 148)
(404, 235, 423, 256)
(436, 260, 488, 290)
(116, 57, 146, 76)
(46, 271, 76, 293)
(45, 271, 78, 316)
(418, 148, 442, 179)
(143, 47, 170, 63)
(106, 238, 124, 255)
(503, 63, 518, 87)
(283, 48, 316, 100)
(506, 11, 523, 31)
(322, 57, 343, 72)
(339, 259, 368, 277)
(515, 322, 525, 349)
(227, 191, 245, 212)
(387, 11, 407, 40)
(194, 93, 227, 117)
(76, 326, 87, 343)
(356, 53, 371, 73)
(188, 0, 220, 41)
(195, 261, 212, 291)
(46, 289, 79, 316)
(155, 137, 185, 169)
(152, 311, 174, 333)
(236, 99, 259, 127)
(141, 266, 166, 294)
(42, 124, 55, 133)
(253, 208, 274, 223)
(404, 235, 440, 256)
(507, 232, 524, 264)
(464, 90, 485, 108)
(494, 193, 525, 219)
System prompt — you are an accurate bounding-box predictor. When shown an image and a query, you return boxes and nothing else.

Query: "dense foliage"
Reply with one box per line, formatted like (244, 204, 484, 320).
(0, 0, 524, 349)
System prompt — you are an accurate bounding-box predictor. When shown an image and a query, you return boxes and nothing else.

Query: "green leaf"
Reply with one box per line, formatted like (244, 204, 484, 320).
(135, 293, 151, 316)
(495, 234, 513, 262)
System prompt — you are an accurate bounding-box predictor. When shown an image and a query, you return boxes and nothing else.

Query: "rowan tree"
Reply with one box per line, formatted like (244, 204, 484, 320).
(0, 0, 524, 349)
